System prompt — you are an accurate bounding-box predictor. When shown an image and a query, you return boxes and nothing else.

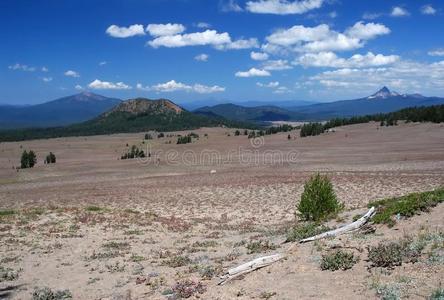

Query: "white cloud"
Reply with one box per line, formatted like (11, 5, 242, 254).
(99, 61, 107, 66)
(41, 66, 48, 72)
(221, 0, 243, 12)
(257, 81, 280, 88)
(235, 68, 271, 77)
(215, 38, 259, 50)
(195, 53, 209, 62)
(75, 84, 83, 90)
(428, 49, 444, 57)
(193, 84, 226, 94)
(250, 51, 269, 61)
(88, 79, 131, 90)
(345, 21, 390, 40)
(148, 29, 257, 50)
(64, 70, 80, 78)
(147, 80, 225, 93)
(308, 60, 444, 93)
(246, 0, 324, 15)
(106, 24, 145, 38)
(421, 5, 436, 15)
(264, 22, 390, 53)
(196, 22, 211, 29)
(42, 77, 53, 82)
(146, 23, 186, 37)
(391, 6, 409, 17)
(295, 51, 399, 68)
(262, 59, 292, 70)
(148, 30, 231, 48)
(8, 63, 36, 72)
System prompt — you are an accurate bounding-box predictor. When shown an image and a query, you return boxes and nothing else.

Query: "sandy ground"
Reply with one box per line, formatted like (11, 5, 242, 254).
(0, 122, 443, 299)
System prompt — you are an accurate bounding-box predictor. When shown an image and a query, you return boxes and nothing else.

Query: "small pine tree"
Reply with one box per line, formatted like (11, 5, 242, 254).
(297, 173, 342, 221)
(287, 134, 291, 140)
(235, 130, 240, 136)
(21, 150, 29, 168)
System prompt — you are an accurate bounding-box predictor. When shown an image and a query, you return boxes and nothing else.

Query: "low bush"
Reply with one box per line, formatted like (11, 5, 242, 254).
(32, 287, 72, 300)
(320, 250, 358, 271)
(246, 240, 277, 254)
(172, 279, 206, 298)
(429, 288, 444, 300)
(285, 223, 330, 242)
(368, 237, 424, 268)
(368, 188, 444, 227)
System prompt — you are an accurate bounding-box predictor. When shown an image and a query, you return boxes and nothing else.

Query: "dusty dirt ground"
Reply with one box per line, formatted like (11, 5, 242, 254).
(0, 122, 443, 299)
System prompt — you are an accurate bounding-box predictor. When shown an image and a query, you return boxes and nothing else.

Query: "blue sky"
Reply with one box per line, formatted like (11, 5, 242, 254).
(1, 0, 444, 105)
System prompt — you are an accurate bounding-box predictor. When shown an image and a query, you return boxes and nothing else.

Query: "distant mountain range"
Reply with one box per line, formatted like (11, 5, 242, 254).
(1, 87, 444, 132)
(0, 92, 121, 129)
(195, 87, 444, 122)
(0, 98, 252, 141)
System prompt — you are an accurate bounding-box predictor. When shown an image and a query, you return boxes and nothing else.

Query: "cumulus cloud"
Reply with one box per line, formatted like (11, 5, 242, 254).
(146, 80, 225, 93)
(42, 77, 53, 82)
(246, 0, 324, 15)
(264, 22, 390, 53)
(194, 53, 209, 61)
(251, 51, 269, 60)
(75, 85, 83, 90)
(421, 5, 436, 15)
(8, 63, 36, 72)
(235, 68, 271, 77)
(345, 21, 390, 40)
(88, 79, 131, 90)
(257, 81, 280, 88)
(262, 59, 292, 70)
(295, 51, 399, 68)
(428, 49, 444, 57)
(148, 30, 231, 48)
(64, 70, 80, 78)
(391, 6, 409, 17)
(147, 29, 257, 50)
(41, 66, 48, 72)
(146, 23, 186, 37)
(99, 61, 107, 66)
(106, 24, 145, 38)
(308, 60, 444, 92)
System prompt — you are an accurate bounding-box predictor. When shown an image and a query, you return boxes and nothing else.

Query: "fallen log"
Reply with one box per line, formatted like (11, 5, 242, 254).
(299, 206, 376, 243)
(218, 254, 284, 285)
(218, 207, 376, 285)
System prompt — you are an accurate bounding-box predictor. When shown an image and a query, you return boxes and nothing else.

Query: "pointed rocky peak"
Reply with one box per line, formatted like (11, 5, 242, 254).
(367, 86, 400, 99)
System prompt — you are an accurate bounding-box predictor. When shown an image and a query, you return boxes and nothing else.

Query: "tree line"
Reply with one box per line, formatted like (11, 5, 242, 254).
(300, 104, 444, 137)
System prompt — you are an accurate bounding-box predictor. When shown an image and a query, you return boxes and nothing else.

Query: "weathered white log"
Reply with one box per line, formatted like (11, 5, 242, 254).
(218, 253, 285, 285)
(299, 207, 376, 243)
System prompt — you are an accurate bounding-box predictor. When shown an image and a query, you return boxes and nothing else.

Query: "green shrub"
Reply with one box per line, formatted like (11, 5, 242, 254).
(429, 288, 444, 300)
(246, 240, 277, 254)
(368, 188, 444, 227)
(45, 152, 56, 164)
(320, 250, 358, 271)
(32, 287, 72, 300)
(297, 173, 342, 221)
(368, 237, 424, 268)
(286, 223, 330, 242)
(21, 150, 37, 168)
